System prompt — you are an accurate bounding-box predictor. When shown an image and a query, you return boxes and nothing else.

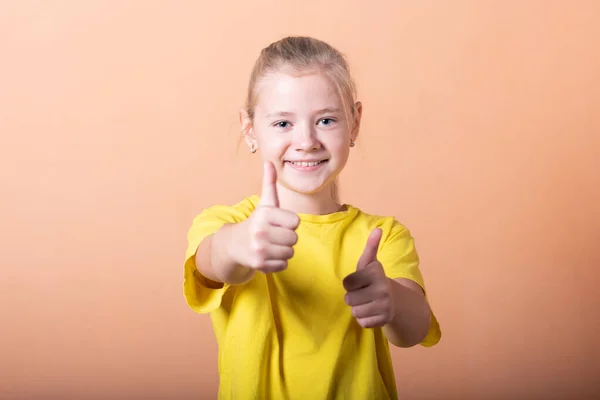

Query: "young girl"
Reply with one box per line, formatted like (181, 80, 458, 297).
(183, 36, 441, 400)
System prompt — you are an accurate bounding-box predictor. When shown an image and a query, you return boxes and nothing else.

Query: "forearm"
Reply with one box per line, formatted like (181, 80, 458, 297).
(383, 278, 431, 348)
(195, 224, 255, 285)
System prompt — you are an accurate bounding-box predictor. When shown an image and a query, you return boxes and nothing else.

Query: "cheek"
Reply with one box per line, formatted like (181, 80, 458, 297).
(327, 136, 351, 158)
(257, 132, 288, 157)
(336, 147, 351, 164)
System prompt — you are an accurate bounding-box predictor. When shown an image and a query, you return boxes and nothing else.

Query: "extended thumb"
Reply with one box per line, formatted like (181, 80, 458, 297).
(357, 228, 382, 270)
(259, 161, 279, 207)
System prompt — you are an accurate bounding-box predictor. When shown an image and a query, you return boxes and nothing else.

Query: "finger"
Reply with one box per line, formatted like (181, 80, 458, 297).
(356, 315, 388, 329)
(259, 161, 279, 207)
(267, 227, 298, 246)
(344, 286, 378, 307)
(342, 267, 377, 292)
(357, 228, 383, 270)
(266, 209, 300, 230)
(258, 259, 288, 273)
(350, 302, 382, 319)
(265, 244, 294, 261)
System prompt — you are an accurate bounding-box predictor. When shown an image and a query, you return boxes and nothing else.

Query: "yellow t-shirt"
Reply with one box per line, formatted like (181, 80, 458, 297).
(183, 195, 441, 400)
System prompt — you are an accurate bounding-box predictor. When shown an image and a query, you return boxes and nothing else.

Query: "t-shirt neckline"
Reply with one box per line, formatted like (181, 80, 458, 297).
(248, 195, 358, 224)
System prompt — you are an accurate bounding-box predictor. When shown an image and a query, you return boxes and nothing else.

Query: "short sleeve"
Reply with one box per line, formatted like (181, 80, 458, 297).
(377, 219, 442, 347)
(183, 198, 257, 314)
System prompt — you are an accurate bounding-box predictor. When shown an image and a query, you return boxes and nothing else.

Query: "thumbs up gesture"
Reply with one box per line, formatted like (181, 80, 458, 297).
(233, 162, 300, 273)
(343, 228, 395, 328)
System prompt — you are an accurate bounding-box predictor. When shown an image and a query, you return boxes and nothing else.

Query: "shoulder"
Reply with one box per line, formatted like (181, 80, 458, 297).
(184, 196, 259, 258)
(348, 205, 421, 276)
(193, 195, 260, 224)
(348, 204, 413, 243)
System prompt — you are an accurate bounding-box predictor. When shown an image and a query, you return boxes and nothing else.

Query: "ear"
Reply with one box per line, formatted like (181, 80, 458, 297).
(240, 108, 257, 150)
(351, 101, 363, 142)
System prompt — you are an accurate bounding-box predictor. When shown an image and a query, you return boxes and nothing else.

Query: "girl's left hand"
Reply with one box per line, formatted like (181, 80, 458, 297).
(342, 228, 395, 329)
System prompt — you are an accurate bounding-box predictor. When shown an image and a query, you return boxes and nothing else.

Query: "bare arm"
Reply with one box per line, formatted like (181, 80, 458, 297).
(383, 278, 432, 348)
(343, 228, 432, 348)
(193, 163, 299, 287)
(195, 223, 255, 286)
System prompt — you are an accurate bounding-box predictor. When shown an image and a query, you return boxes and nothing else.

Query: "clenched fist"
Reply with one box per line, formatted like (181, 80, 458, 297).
(231, 162, 300, 273)
(343, 228, 395, 328)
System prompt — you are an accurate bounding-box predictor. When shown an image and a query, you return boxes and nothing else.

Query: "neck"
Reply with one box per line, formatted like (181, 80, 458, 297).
(275, 182, 343, 215)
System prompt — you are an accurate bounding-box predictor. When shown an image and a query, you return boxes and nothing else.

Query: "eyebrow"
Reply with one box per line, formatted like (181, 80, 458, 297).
(265, 108, 341, 119)
(265, 111, 295, 119)
(317, 108, 341, 115)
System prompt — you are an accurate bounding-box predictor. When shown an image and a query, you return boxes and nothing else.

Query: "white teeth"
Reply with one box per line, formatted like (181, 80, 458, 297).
(291, 161, 321, 166)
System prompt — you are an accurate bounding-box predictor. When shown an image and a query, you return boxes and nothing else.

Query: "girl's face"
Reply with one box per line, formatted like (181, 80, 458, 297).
(244, 69, 360, 197)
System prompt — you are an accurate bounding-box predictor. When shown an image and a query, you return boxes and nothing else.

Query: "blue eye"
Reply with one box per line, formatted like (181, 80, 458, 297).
(318, 118, 335, 126)
(274, 121, 290, 128)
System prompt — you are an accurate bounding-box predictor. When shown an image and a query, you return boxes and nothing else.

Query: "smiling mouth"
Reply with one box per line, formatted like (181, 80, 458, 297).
(285, 160, 328, 167)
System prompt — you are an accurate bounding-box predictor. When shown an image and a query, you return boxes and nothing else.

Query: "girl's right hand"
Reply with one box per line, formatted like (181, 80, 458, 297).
(230, 162, 300, 273)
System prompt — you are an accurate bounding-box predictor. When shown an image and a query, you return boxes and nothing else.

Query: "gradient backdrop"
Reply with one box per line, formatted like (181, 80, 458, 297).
(1, 1, 599, 399)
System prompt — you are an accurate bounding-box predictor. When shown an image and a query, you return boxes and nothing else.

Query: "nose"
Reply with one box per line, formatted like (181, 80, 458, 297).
(293, 123, 321, 151)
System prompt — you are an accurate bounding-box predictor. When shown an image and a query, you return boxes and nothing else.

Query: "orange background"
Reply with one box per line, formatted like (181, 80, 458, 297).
(1, 1, 599, 399)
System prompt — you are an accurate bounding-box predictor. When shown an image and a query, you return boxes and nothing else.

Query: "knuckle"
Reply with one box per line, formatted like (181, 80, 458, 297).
(290, 232, 298, 245)
(375, 298, 388, 311)
(371, 298, 381, 308)
(249, 223, 261, 237)
(267, 261, 287, 273)
(376, 286, 389, 299)
(250, 255, 265, 269)
(251, 241, 266, 255)
(286, 247, 295, 259)
(382, 286, 392, 299)
(251, 224, 268, 238)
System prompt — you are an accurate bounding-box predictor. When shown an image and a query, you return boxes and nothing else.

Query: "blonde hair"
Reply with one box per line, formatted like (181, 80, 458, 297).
(244, 36, 358, 203)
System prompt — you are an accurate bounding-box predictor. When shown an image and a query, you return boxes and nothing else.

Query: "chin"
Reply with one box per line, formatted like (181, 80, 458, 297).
(279, 178, 334, 196)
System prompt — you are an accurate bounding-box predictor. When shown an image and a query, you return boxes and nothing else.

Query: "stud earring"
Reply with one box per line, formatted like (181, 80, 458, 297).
(349, 140, 355, 147)
(250, 144, 257, 153)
